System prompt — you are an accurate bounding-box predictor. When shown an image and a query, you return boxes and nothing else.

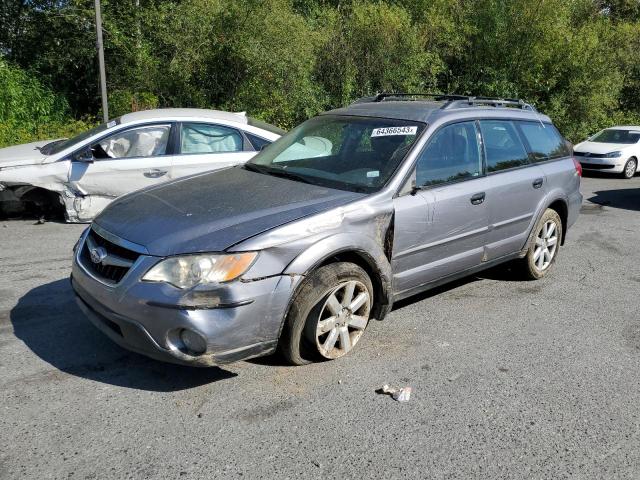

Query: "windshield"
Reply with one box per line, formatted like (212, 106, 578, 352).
(246, 115, 426, 193)
(46, 118, 121, 155)
(590, 129, 640, 144)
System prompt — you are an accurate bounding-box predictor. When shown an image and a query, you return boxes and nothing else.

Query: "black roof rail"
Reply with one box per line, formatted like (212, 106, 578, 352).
(441, 96, 536, 111)
(351, 92, 536, 111)
(352, 92, 463, 103)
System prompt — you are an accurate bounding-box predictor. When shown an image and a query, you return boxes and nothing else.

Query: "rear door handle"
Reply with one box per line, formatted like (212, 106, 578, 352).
(144, 169, 168, 178)
(470, 192, 486, 205)
(532, 178, 544, 189)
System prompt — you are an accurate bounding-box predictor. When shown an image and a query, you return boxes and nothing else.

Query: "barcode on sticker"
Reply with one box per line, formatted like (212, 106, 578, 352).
(371, 126, 417, 137)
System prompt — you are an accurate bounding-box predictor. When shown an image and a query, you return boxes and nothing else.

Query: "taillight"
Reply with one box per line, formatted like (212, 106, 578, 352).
(573, 157, 582, 177)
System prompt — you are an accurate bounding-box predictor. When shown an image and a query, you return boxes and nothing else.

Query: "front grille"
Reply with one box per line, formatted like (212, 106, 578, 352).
(580, 162, 615, 170)
(80, 229, 140, 284)
(574, 152, 608, 159)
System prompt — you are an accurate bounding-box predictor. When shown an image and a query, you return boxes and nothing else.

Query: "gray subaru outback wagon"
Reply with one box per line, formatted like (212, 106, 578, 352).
(71, 94, 582, 366)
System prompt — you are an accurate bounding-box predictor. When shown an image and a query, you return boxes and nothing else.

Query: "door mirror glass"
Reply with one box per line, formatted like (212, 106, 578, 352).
(74, 147, 94, 162)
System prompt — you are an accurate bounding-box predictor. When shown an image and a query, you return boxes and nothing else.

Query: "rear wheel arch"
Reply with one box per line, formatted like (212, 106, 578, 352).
(521, 196, 568, 255)
(547, 198, 568, 246)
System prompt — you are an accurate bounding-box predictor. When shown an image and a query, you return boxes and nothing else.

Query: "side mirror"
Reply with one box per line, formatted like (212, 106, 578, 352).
(74, 147, 94, 163)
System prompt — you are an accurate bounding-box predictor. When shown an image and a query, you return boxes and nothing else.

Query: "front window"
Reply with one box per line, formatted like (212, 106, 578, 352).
(415, 121, 482, 186)
(590, 129, 640, 144)
(246, 115, 426, 192)
(90, 124, 171, 159)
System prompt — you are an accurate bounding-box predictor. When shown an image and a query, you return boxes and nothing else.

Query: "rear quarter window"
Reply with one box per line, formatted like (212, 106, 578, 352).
(246, 133, 272, 151)
(517, 122, 570, 161)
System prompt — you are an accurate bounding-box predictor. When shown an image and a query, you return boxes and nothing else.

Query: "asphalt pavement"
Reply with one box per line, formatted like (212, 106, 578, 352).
(1, 174, 639, 479)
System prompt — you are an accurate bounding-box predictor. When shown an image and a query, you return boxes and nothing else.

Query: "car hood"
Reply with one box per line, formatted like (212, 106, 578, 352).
(574, 141, 633, 155)
(94, 167, 365, 256)
(0, 140, 54, 168)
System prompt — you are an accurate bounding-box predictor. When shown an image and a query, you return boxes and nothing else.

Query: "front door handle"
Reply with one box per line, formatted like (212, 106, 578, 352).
(470, 192, 486, 205)
(532, 178, 544, 189)
(144, 169, 168, 178)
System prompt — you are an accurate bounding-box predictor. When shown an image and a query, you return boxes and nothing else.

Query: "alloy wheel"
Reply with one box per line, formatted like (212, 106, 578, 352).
(315, 280, 371, 359)
(625, 159, 637, 178)
(533, 220, 559, 271)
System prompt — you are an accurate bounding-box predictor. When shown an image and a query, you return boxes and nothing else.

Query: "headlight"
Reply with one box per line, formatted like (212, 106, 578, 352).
(142, 252, 257, 289)
(607, 151, 622, 158)
(73, 228, 89, 253)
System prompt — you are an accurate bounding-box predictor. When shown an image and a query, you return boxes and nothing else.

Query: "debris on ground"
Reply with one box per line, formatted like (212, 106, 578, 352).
(376, 384, 412, 402)
(34, 216, 46, 225)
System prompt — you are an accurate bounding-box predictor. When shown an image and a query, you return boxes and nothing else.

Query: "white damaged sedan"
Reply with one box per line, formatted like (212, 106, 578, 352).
(574, 126, 640, 179)
(0, 109, 284, 221)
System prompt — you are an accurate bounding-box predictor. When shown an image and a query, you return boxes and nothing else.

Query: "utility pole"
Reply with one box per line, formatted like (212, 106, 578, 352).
(94, 0, 109, 122)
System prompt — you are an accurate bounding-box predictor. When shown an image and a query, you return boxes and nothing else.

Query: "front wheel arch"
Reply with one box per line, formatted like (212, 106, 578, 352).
(283, 235, 393, 322)
(315, 250, 391, 322)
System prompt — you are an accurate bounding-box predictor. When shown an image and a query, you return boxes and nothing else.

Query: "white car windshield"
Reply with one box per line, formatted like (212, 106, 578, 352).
(590, 129, 640, 144)
(44, 118, 122, 155)
(245, 115, 426, 193)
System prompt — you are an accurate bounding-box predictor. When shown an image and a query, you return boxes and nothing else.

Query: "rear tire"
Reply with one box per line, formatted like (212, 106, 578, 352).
(517, 208, 563, 280)
(278, 262, 373, 366)
(622, 157, 637, 179)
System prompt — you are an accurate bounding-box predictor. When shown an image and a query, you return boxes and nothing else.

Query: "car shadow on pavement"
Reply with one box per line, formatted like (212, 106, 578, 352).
(587, 188, 640, 212)
(10, 279, 237, 391)
(392, 263, 528, 311)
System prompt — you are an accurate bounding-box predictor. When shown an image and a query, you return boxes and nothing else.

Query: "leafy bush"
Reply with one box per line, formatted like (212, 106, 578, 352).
(0, 59, 95, 147)
(3, 1, 640, 144)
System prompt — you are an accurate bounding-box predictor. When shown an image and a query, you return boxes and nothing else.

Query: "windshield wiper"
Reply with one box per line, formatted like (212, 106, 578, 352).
(244, 163, 314, 185)
(243, 163, 266, 174)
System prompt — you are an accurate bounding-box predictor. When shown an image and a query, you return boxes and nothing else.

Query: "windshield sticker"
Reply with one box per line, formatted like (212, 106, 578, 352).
(371, 126, 417, 137)
(366, 170, 380, 178)
(107, 120, 117, 128)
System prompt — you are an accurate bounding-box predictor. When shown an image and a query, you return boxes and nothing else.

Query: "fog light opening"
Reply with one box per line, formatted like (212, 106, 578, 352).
(179, 329, 207, 356)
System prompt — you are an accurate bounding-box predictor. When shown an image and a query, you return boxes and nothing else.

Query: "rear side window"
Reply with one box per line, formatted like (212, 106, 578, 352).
(246, 133, 272, 151)
(415, 121, 482, 186)
(180, 123, 242, 154)
(518, 122, 569, 161)
(479, 120, 529, 172)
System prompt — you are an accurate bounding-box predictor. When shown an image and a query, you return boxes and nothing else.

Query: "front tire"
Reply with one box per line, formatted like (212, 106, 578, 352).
(279, 262, 373, 365)
(517, 208, 562, 280)
(622, 157, 637, 179)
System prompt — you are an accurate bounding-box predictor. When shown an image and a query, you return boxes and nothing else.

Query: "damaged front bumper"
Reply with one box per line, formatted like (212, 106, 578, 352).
(71, 229, 303, 366)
